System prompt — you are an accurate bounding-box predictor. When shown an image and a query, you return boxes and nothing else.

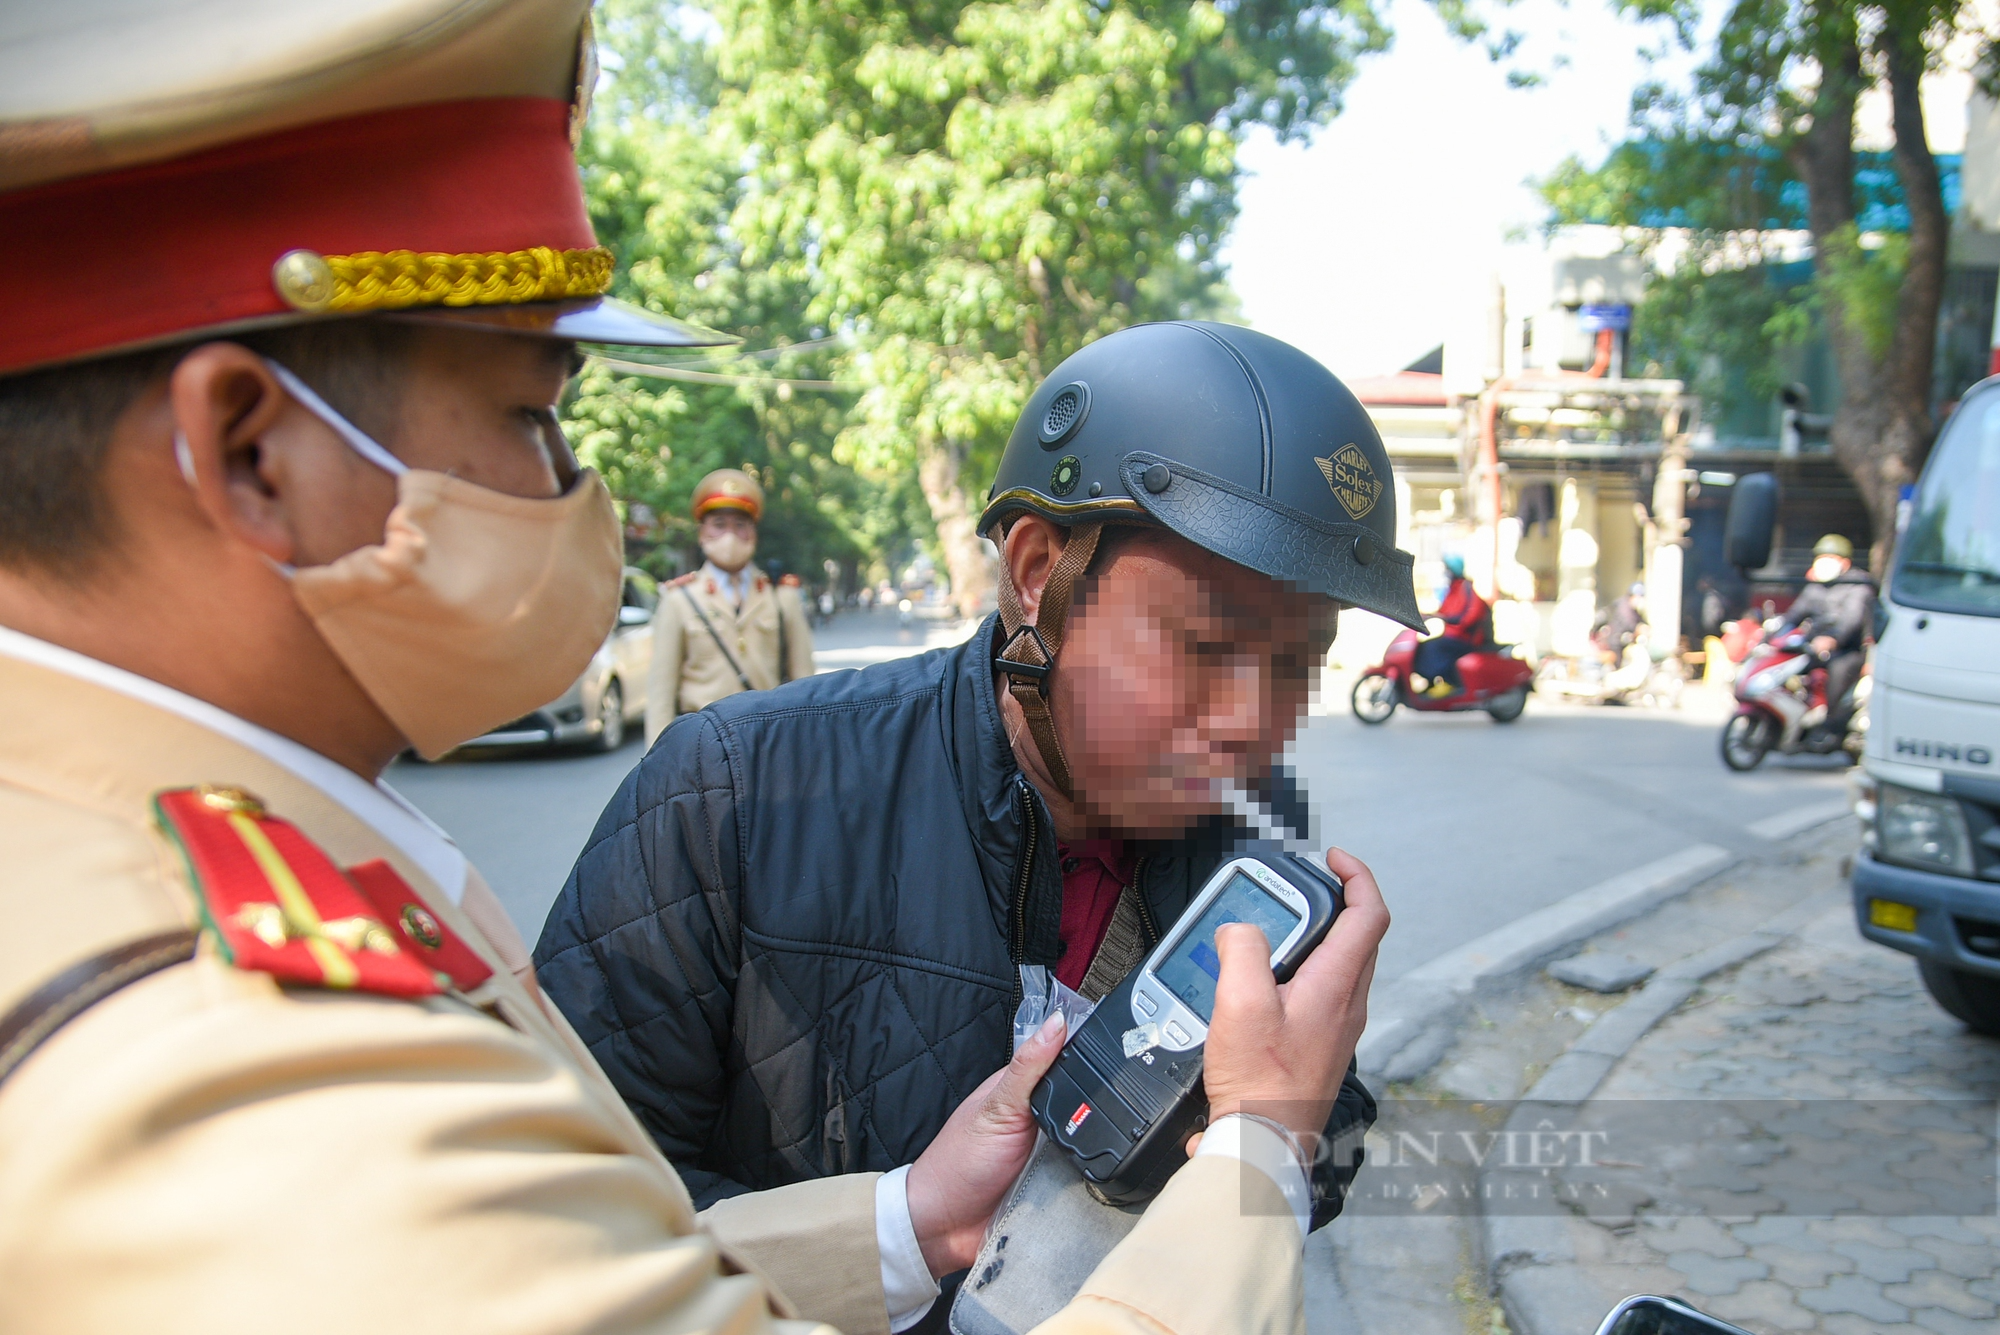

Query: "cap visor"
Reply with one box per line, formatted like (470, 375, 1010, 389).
(382, 296, 734, 348)
(1117, 452, 1428, 631)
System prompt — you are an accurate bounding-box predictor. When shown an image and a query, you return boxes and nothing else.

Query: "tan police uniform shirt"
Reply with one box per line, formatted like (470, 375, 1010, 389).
(0, 633, 1309, 1335)
(646, 562, 815, 744)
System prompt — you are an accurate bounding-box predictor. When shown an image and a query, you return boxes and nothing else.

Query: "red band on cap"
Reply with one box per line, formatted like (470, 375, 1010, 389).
(0, 98, 595, 376)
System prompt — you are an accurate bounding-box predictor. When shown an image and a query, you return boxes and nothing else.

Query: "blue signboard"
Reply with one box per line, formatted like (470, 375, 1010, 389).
(1577, 304, 1632, 332)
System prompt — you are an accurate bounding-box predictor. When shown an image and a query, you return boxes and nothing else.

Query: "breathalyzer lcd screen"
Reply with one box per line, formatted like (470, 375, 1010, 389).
(1151, 871, 1302, 1023)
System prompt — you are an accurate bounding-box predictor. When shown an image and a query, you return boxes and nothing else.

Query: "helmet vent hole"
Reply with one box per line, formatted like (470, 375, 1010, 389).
(1037, 381, 1090, 447)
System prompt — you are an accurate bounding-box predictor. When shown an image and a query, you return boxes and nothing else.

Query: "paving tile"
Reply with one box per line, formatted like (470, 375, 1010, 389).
(1746, 1242, 1858, 1289)
(1639, 1215, 1748, 1258)
(1819, 1318, 1926, 1335)
(1730, 1217, 1811, 1246)
(1663, 1252, 1768, 1297)
(1827, 1239, 1940, 1284)
(1883, 1269, 1998, 1320)
(1904, 1235, 1999, 1281)
(1913, 1306, 2000, 1335)
(1797, 1274, 1911, 1323)
(1702, 1279, 1817, 1331)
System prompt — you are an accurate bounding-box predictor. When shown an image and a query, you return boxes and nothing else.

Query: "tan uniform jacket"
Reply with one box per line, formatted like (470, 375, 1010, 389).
(0, 653, 1304, 1335)
(645, 566, 815, 744)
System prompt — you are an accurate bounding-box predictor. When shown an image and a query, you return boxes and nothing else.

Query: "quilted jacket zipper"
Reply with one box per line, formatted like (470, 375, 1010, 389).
(1131, 855, 1160, 948)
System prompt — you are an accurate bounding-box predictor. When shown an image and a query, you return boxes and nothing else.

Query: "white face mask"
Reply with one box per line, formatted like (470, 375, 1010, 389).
(700, 528, 757, 573)
(228, 361, 623, 759)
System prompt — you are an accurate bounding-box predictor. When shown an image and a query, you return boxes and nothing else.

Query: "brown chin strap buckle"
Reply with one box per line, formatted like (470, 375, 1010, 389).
(992, 519, 1107, 800)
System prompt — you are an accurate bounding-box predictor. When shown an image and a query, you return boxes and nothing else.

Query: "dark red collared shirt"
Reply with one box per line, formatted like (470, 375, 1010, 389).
(1056, 839, 1133, 991)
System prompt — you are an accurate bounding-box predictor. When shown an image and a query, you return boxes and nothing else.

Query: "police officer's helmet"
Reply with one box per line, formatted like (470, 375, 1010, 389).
(980, 322, 1423, 630)
(1812, 534, 1854, 561)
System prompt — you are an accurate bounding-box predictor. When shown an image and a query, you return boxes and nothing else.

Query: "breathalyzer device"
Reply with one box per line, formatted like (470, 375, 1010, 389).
(1028, 849, 1340, 1205)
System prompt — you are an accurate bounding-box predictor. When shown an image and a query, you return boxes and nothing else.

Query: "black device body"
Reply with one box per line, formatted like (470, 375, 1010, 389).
(1028, 850, 1341, 1205)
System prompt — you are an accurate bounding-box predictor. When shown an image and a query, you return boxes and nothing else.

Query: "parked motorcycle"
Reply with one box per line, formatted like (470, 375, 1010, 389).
(1719, 626, 1865, 770)
(1535, 638, 1684, 709)
(1351, 628, 1533, 724)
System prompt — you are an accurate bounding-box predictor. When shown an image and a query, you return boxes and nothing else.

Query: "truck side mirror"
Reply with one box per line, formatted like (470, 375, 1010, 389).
(1723, 472, 1779, 570)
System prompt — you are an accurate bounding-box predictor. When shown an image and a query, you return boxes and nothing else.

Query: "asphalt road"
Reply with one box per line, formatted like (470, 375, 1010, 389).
(388, 609, 1852, 978)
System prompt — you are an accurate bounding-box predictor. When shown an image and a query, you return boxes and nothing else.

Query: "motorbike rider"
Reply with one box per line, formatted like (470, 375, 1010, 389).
(1598, 582, 1647, 654)
(1775, 534, 1876, 733)
(1414, 553, 1491, 696)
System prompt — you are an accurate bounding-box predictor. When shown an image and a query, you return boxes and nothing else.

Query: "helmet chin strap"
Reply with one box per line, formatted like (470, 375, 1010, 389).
(992, 520, 1106, 800)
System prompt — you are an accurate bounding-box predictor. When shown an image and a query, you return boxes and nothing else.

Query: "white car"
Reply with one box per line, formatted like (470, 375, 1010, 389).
(454, 568, 657, 754)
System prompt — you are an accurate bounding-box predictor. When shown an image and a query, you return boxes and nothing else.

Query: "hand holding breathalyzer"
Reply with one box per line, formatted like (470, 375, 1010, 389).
(1202, 845, 1386, 1149)
(902, 847, 1385, 1278)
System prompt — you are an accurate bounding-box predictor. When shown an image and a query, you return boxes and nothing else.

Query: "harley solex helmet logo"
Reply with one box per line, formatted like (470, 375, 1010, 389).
(1317, 443, 1383, 521)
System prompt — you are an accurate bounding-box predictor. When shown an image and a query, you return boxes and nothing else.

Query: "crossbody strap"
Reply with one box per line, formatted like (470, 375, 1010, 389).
(680, 586, 756, 693)
(777, 588, 790, 685)
(0, 928, 199, 1087)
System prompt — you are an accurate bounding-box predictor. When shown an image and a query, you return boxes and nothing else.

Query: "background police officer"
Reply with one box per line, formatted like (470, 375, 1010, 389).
(645, 468, 815, 744)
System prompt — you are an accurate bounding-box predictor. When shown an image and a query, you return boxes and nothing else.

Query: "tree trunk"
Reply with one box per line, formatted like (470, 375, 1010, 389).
(1788, 13, 1949, 576)
(1877, 17, 1948, 566)
(917, 436, 997, 619)
(1791, 30, 1900, 572)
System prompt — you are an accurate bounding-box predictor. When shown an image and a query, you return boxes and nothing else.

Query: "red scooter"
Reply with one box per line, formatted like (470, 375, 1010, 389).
(1720, 627, 1863, 770)
(1351, 629, 1533, 724)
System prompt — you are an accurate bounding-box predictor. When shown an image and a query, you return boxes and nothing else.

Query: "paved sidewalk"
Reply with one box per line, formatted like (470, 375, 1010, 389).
(1314, 820, 2000, 1335)
(1488, 892, 2000, 1335)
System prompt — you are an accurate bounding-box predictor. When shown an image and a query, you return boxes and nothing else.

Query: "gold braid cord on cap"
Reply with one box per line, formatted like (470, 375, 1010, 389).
(272, 245, 614, 314)
(994, 521, 1105, 799)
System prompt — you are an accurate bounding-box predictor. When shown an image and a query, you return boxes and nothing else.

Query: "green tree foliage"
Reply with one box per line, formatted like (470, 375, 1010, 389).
(564, 0, 925, 589)
(1541, 148, 1816, 429)
(1536, 0, 1983, 568)
(708, 0, 1390, 612)
(568, 0, 1393, 606)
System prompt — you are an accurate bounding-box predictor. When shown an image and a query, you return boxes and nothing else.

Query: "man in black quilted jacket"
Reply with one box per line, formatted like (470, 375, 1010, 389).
(534, 323, 1426, 1314)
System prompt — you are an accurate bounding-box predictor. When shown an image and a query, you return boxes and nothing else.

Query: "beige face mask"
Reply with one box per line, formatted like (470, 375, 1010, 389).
(256, 362, 622, 760)
(699, 528, 756, 572)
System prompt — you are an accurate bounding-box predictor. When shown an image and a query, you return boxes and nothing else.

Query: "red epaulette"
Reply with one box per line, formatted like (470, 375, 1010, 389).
(153, 786, 492, 998)
(779, 573, 801, 587)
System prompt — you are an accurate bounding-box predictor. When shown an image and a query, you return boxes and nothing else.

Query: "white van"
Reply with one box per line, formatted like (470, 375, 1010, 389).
(1851, 375, 2000, 1033)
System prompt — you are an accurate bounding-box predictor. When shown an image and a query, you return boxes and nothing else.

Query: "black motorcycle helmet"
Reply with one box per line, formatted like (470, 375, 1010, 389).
(981, 321, 1422, 798)
(981, 320, 1423, 630)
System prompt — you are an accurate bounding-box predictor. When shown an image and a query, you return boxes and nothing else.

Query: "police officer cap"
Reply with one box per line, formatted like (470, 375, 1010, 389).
(981, 322, 1424, 630)
(692, 469, 765, 523)
(0, 0, 732, 377)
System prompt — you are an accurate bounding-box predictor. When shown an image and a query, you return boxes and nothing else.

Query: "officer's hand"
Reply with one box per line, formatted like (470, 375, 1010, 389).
(905, 1010, 1066, 1278)
(1201, 846, 1388, 1151)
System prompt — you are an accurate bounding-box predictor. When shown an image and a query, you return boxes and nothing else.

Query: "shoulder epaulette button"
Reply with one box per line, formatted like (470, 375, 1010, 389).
(153, 788, 446, 999)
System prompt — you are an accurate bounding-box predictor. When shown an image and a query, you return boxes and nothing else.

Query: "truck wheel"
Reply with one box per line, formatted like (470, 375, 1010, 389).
(1918, 960, 2000, 1037)
(1486, 687, 1528, 723)
(1720, 713, 1773, 771)
(1351, 674, 1398, 725)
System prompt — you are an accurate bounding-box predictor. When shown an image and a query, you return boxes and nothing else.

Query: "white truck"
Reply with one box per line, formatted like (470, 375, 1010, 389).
(1849, 374, 2000, 1033)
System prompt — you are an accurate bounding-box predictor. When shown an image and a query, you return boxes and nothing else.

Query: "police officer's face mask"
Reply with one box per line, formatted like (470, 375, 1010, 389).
(188, 361, 622, 760)
(699, 516, 757, 573)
